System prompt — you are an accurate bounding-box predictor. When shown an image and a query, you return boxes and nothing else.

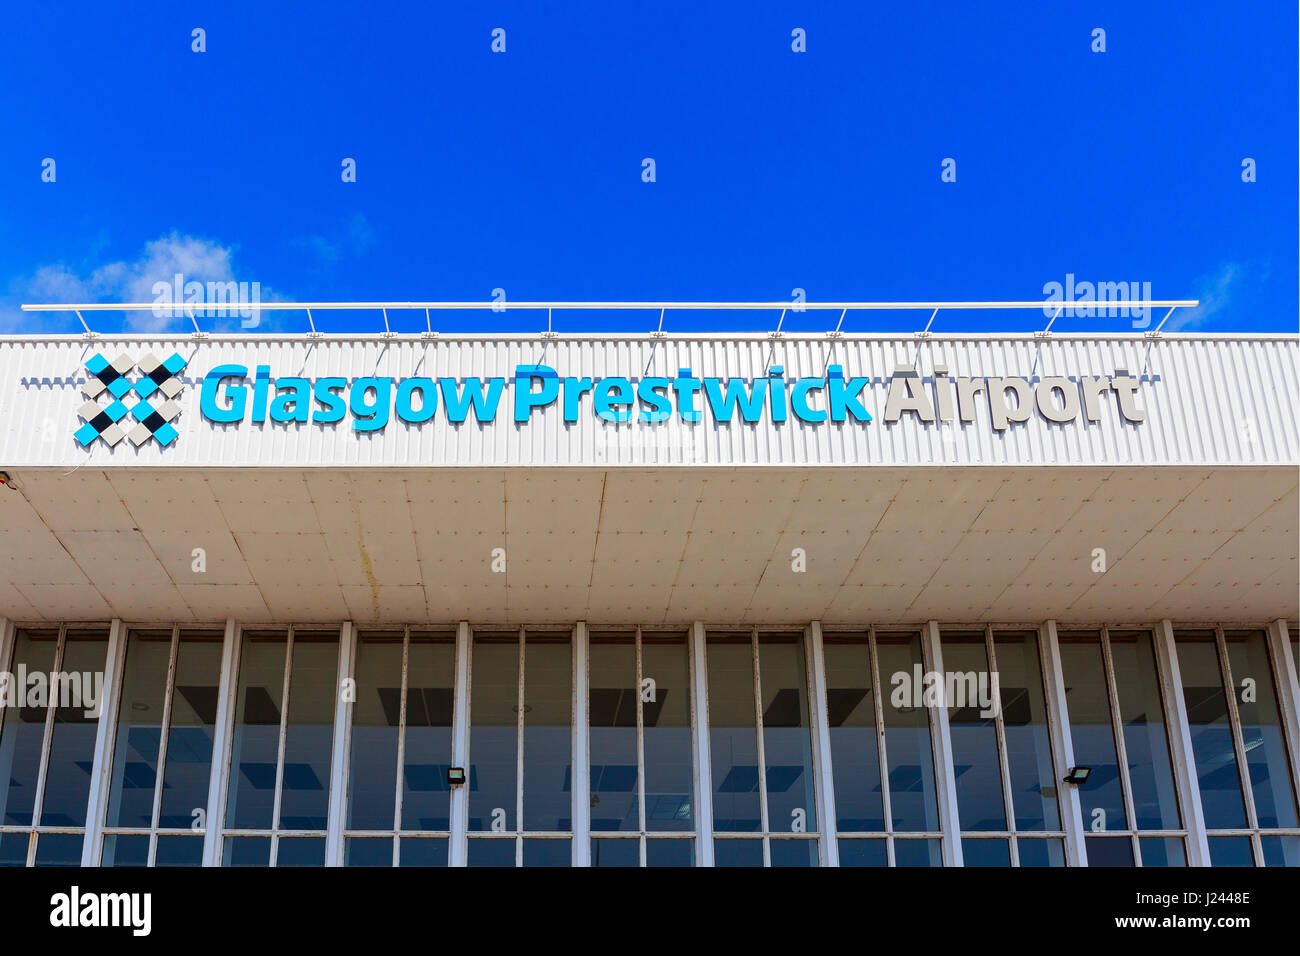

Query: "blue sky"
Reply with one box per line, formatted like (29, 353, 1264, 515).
(1, 1, 1295, 336)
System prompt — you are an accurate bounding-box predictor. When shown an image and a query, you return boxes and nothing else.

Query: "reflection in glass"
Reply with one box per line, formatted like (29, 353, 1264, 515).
(402, 632, 455, 832)
(469, 634, 518, 833)
(994, 631, 1060, 831)
(645, 838, 693, 867)
(1017, 838, 1065, 867)
(158, 633, 222, 828)
(347, 633, 402, 831)
(345, 836, 393, 866)
(714, 838, 763, 866)
(1138, 836, 1186, 867)
(961, 837, 1010, 866)
(521, 837, 570, 866)
(943, 632, 1006, 831)
(1175, 632, 1248, 828)
(33, 832, 83, 866)
(226, 631, 288, 830)
(1260, 834, 1300, 866)
(1109, 631, 1181, 830)
(467, 838, 515, 867)
(1084, 835, 1134, 866)
(40, 631, 109, 831)
(838, 838, 888, 866)
(824, 635, 884, 831)
(276, 836, 326, 866)
(399, 837, 448, 866)
(1059, 633, 1127, 830)
(759, 634, 816, 834)
(522, 634, 571, 832)
(768, 838, 817, 867)
(1208, 836, 1253, 867)
(105, 631, 171, 829)
(278, 632, 338, 831)
(893, 838, 942, 867)
(1223, 630, 1298, 829)
(589, 634, 638, 832)
(876, 632, 940, 832)
(707, 635, 761, 832)
(0, 630, 59, 827)
(591, 837, 639, 866)
(102, 833, 149, 866)
(641, 633, 693, 832)
(153, 836, 202, 866)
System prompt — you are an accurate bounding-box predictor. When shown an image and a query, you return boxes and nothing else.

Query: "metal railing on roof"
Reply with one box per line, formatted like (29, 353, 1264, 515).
(19, 299, 1201, 340)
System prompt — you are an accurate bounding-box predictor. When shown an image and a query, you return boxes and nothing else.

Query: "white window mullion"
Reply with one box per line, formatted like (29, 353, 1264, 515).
(571, 621, 590, 866)
(81, 617, 128, 866)
(324, 621, 357, 867)
(1038, 620, 1086, 866)
(448, 621, 471, 866)
(805, 622, 838, 867)
(392, 626, 411, 866)
(751, 628, 771, 866)
(1265, 620, 1300, 811)
(1154, 619, 1210, 866)
(920, 620, 963, 866)
(268, 626, 296, 866)
(1214, 626, 1262, 864)
(203, 618, 242, 867)
(147, 626, 182, 866)
(688, 621, 714, 866)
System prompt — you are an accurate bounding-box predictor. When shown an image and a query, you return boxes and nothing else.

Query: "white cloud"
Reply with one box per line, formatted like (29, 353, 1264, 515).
(1168, 262, 1239, 331)
(4, 233, 277, 333)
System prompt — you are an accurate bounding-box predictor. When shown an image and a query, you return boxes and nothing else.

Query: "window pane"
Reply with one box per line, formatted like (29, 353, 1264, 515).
(1085, 835, 1134, 866)
(1175, 631, 1248, 829)
(1138, 836, 1186, 867)
(40, 631, 109, 829)
(467, 837, 515, 867)
(1208, 836, 1253, 867)
(769, 838, 818, 867)
(522, 837, 570, 866)
(278, 632, 337, 831)
(645, 838, 693, 866)
(713, 838, 763, 866)
(0, 629, 59, 826)
(522, 634, 571, 832)
(995, 631, 1060, 831)
(1017, 837, 1065, 867)
(759, 634, 817, 834)
(1223, 630, 1298, 828)
(1259, 834, 1300, 866)
(0, 832, 29, 866)
(1109, 631, 1182, 830)
(707, 635, 761, 833)
(469, 634, 518, 833)
(345, 836, 393, 866)
(276, 836, 326, 866)
(893, 838, 942, 867)
(943, 631, 1006, 831)
(401, 632, 455, 831)
(102, 833, 149, 866)
(824, 636, 884, 832)
(962, 837, 1010, 866)
(33, 832, 83, 866)
(222, 836, 270, 866)
(1059, 633, 1128, 830)
(399, 836, 448, 866)
(226, 631, 287, 830)
(641, 632, 693, 831)
(589, 633, 638, 832)
(591, 837, 639, 866)
(158, 632, 222, 829)
(876, 632, 940, 832)
(347, 633, 402, 831)
(154, 835, 203, 866)
(838, 838, 888, 866)
(106, 630, 171, 829)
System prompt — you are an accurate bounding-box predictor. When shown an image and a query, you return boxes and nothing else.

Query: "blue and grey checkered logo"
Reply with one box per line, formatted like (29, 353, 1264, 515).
(75, 352, 187, 447)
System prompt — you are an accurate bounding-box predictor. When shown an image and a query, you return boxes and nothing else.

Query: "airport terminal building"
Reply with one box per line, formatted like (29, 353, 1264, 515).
(0, 324, 1296, 867)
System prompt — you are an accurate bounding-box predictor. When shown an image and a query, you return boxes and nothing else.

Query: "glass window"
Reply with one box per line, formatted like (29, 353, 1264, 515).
(345, 629, 456, 864)
(222, 627, 338, 865)
(876, 632, 941, 833)
(942, 631, 1006, 832)
(103, 628, 223, 865)
(1108, 631, 1181, 830)
(0, 627, 109, 867)
(1059, 633, 1128, 832)
(1222, 630, 1298, 829)
(1175, 631, 1248, 829)
(706, 630, 818, 865)
(467, 629, 572, 865)
(824, 635, 884, 832)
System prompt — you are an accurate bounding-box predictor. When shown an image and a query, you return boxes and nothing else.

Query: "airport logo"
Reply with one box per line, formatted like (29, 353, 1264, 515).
(75, 352, 187, 448)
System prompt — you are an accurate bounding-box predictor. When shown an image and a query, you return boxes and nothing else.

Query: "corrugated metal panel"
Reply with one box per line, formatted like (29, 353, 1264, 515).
(0, 334, 1294, 468)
